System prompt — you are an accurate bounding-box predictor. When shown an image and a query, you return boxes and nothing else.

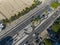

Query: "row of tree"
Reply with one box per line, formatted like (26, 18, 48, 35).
(2, 0, 41, 24)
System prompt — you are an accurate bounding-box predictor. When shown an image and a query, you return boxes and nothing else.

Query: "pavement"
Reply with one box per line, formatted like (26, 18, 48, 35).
(0, 5, 52, 45)
(0, 0, 56, 45)
(13, 5, 54, 44)
(0, 0, 52, 36)
(14, 9, 57, 45)
(40, 29, 49, 39)
(12, 23, 33, 45)
(0, 5, 50, 40)
(20, 11, 60, 45)
(0, 1, 47, 37)
(13, 10, 51, 45)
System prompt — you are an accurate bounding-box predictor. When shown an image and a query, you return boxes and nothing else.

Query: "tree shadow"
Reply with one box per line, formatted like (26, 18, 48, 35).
(0, 36, 13, 45)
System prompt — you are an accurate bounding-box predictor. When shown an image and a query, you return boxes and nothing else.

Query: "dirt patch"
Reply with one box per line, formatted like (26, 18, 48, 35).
(0, 0, 34, 19)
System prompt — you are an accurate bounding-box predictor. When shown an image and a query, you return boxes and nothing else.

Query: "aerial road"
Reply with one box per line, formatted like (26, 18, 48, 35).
(0, 0, 57, 45)
(20, 12, 60, 45)
(0, 5, 50, 40)
(0, 0, 53, 40)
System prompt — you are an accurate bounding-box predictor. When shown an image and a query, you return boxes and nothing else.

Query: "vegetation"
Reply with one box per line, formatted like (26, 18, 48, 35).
(51, 17, 60, 32)
(34, 18, 39, 22)
(1, 0, 41, 25)
(42, 17, 60, 45)
(45, 10, 48, 14)
(2, 19, 9, 24)
(51, 2, 60, 9)
(32, 16, 41, 24)
(10, 14, 17, 21)
(25, 7, 30, 13)
(51, 24, 60, 32)
(43, 39, 53, 45)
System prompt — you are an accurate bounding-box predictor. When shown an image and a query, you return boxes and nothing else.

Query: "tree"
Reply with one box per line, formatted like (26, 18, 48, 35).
(21, 9, 26, 15)
(32, 4, 37, 8)
(15, 14, 19, 19)
(57, 28, 60, 35)
(25, 7, 30, 13)
(10, 15, 17, 21)
(5, 18, 9, 23)
(2, 18, 9, 24)
(18, 12, 21, 17)
(37, 15, 41, 20)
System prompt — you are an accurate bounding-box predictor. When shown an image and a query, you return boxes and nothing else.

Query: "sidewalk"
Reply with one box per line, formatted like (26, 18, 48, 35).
(40, 29, 49, 40)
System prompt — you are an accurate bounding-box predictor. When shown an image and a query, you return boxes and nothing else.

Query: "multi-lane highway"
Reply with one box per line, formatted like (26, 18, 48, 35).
(0, 5, 50, 40)
(0, 1, 59, 45)
(0, 0, 57, 45)
(0, 0, 54, 40)
(20, 12, 60, 45)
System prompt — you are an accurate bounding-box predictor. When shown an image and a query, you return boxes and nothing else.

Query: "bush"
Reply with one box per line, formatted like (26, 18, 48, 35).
(25, 7, 30, 13)
(51, 2, 60, 9)
(20, 9, 26, 15)
(18, 12, 21, 17)
(2, 0, 40, 24)
(43, 39, 53, 45)
(10, 14, 17, 21)
(2, 19, 9, 24)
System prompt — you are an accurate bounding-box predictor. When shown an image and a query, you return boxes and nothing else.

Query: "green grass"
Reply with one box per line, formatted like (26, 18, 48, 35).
(51, 2, 60, 9)
(43, 39, 53, 45)
(45, 10, 48, 14)
(51, 17, 60, 32)
(51, 24, 60, 32)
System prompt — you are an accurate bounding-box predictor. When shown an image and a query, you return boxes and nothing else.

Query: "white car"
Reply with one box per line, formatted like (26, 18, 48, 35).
(0, 23, 4, 31)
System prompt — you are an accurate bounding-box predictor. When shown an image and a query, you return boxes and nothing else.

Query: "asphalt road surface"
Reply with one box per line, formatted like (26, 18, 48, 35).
(0, 5, 50, 40)
(20, 12, 59, 45)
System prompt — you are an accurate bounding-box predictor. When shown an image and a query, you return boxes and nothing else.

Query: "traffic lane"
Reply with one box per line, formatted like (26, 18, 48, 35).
(0, 4, 42, 38)
(20, 12, 59, 45)
(0, 5, 50, 39)
(15, 6, 51, 44)
(20, 35, 34, 45)
(36, 12, 58, 34)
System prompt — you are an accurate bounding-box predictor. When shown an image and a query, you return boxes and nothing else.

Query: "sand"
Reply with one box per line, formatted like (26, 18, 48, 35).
(0, 0, 34, 19)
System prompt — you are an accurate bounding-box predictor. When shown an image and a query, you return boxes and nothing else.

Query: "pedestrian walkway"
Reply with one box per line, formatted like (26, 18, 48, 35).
(40, 29, 49, 39)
